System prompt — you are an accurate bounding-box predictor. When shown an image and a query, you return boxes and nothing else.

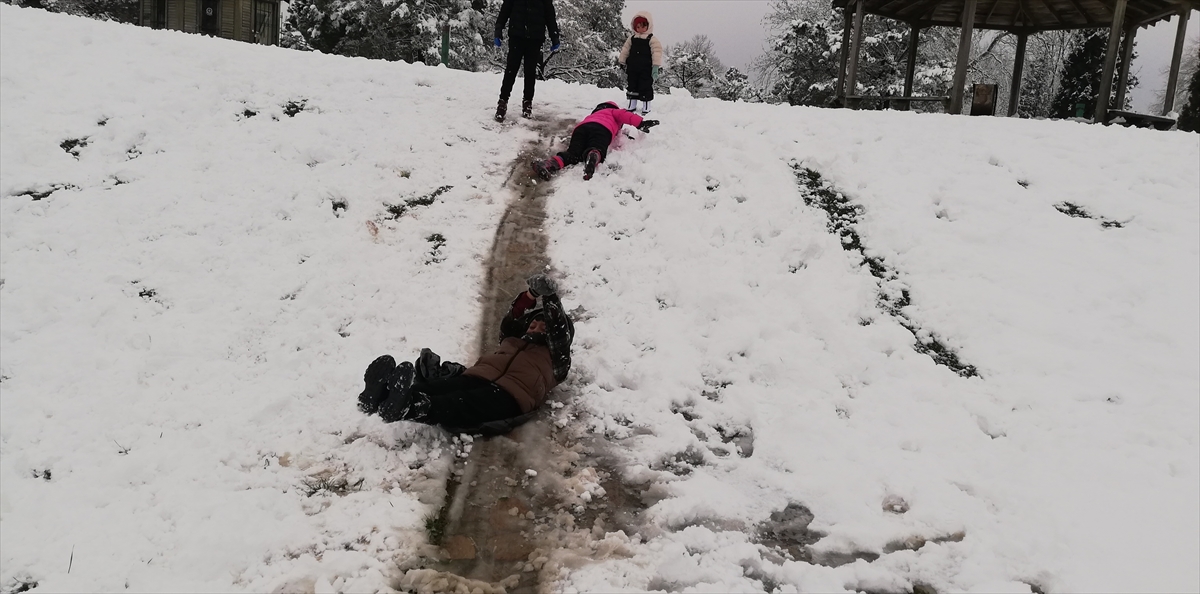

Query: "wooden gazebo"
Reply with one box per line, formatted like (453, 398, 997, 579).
(833, 0, 1198, 120)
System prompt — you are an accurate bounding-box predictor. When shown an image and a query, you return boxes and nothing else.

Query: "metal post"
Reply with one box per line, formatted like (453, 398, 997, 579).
(846, 0, 867, 106)
(1094, 0, 1128, 123)
(1113, 25, 1136, 111)
(1162, 8, 1191, 115)
(440, 22, 450, 66)
(949, 0, 979, 114)
(903, 25, 920, 109)
(836, 3, 854, 103)
(1007, 32, 1027, 116)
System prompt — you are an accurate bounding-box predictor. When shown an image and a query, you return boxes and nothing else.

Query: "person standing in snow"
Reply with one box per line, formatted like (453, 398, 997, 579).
(357, 274, 573, 436)
(532, 101, 660, 181)
(493, 0, 561, 121)
(618, 12, 663, 115)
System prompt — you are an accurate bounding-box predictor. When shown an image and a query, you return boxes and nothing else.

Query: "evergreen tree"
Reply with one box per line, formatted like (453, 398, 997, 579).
(714, 67, 751, 101)
(11, 0, 137, 24)
(287, 0, 488, 68)
(1177, 61, 1200, 132)
(755, 16, 838, 105)
(1050, 29, 1137, 119)
(661, 35, 724, 97)
(1018, 52, 1056, 117)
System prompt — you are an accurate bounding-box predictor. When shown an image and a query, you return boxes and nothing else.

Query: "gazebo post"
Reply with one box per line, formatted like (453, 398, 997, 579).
(846, 0, 867, 108)
(1094, 0, 1129, 123)
(903, 25, 921, 110)
(836, 1, 855, 104)
(948, 0, 979, 114)
(1162, 8, 1192, 115)
(1008, 32, 1028, 116)
(1113, 25, 1137, 111)
(844, 0, 864, 107)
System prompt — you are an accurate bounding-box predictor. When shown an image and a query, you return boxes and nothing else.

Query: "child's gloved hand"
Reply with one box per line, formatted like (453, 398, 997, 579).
(494, 37, 502, 48)
(651, 65, 660, 81)
(637, 120, 660, 132)
(526, 274, 558, 297)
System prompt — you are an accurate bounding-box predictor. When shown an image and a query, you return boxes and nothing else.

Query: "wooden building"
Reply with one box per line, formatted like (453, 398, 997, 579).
(139, 0, 280, 45)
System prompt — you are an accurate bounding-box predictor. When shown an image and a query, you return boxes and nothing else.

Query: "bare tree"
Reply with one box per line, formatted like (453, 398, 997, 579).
(1155, 38, 1199, 115)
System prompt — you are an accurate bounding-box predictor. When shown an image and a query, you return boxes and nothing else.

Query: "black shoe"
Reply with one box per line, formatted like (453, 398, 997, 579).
(521, 99, 533, 118)
(494, 99, 508, 122)
(358, 355, 396, 415)
(583, 149, 601, 181)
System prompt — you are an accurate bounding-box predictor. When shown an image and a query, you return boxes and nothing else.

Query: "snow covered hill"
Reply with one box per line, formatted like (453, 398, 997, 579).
(2, 6, 1197, 593)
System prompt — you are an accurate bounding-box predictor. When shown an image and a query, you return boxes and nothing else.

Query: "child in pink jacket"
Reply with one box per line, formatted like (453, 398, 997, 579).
(533, 102, 660, 181)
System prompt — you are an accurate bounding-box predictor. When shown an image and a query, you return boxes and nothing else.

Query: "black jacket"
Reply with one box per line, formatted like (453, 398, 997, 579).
(495, 0, 560, 45)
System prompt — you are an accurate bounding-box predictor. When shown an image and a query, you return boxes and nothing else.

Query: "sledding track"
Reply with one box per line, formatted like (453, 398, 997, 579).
(405, 114, 596, 594)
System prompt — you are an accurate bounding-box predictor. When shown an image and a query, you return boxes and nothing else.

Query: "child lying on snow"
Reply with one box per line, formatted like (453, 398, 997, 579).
(533, 101, 660, 181)
(356, 274, 574, 436)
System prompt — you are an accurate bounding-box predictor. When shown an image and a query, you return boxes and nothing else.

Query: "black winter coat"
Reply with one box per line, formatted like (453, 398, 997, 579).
(495, 0, 560, 45)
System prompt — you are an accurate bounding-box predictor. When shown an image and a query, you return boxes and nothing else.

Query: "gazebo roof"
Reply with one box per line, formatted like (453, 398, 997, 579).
(833, 0, 1197, 31)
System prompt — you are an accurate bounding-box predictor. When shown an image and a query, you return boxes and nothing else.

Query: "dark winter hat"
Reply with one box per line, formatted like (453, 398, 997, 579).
(593, 101, 619, 113)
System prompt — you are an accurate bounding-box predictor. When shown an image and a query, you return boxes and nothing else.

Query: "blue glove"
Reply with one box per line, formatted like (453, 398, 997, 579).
(494, 37, 502, 48)
(651, 65, 660, 81)
(550, 42, 561, 52)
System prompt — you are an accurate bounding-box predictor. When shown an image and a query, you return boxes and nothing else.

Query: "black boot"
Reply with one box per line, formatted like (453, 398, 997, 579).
(494, 98, 508, 122)
(388, 361, 415, 395)
(533, 156, 562, 181)
(377, 362, 416, 422)
(358, 355, 396, 415)
(583, 149, 602, 181)
(521, 98, 533, 118)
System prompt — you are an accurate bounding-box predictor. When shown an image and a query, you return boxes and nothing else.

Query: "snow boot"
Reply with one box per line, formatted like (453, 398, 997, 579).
(358, 355, 396, 415)
(494, 98, 508, 122)
(583, 149, 602, 181)
(387, 361, 415, 396)
(533, 156, 563, 181)
(522, 98, 533, 118)
(627, 99, 639, 112)
(379, 363, 427, 422)
(641, 101, 652, 115)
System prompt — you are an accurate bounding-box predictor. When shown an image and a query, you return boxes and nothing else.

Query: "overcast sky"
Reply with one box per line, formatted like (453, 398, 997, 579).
(621, 1, 1198, 113)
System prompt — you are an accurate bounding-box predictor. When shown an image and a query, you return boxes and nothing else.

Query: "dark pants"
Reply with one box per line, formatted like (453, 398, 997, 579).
(379, 374, 523, 430)
(499, 36, 544, 103)
(557, 122, 613, 166)
(626, 65, 654, 102)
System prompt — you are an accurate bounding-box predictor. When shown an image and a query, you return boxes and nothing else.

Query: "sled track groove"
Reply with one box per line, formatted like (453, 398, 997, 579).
(402, 115, 648, 594)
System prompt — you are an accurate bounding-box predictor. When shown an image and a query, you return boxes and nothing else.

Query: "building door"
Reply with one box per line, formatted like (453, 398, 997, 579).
(253, 0, 277, 44)
(200, 0, 219, 35)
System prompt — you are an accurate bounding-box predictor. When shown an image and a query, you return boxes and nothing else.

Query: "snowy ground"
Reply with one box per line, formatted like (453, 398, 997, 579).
(2, 6, 1197, 593)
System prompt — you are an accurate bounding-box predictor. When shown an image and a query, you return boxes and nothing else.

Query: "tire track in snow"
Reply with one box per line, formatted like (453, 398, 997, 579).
(791, 163, 981, 378)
